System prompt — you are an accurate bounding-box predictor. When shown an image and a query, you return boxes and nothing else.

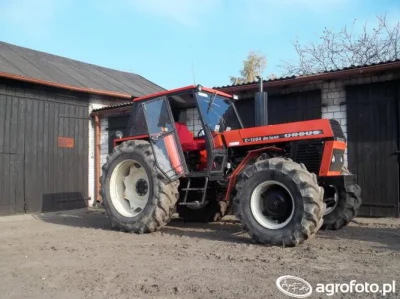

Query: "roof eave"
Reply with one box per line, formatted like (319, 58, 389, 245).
(0, 71, 132, 99)
(217, 60, 400, 93)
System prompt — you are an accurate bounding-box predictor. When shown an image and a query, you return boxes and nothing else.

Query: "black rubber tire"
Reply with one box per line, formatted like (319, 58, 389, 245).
(178, 200, 228, 222)
(100, 140, 179, 233)
(233, 156, 325, 247)
(321, 167, 362, 230)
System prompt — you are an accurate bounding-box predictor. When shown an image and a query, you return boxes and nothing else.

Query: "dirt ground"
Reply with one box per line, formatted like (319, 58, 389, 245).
(0, 209, 399, 299)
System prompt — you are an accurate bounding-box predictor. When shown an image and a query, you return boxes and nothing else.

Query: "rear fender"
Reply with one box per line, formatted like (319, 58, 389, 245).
(113, 135, 149, 147)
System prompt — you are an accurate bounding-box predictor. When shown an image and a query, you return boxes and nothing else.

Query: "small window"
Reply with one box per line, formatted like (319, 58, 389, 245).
(144, 99, 173, 134)
(108, 115, 130, 153)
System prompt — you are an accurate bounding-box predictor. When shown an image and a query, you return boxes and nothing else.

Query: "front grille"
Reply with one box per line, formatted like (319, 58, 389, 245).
(293, 140, 324, 174)
(329, 119, 346, 141)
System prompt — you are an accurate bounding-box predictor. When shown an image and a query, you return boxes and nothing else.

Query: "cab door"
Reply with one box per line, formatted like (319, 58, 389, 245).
(195, 91, 228, 177)
(142, 97, 187, 180)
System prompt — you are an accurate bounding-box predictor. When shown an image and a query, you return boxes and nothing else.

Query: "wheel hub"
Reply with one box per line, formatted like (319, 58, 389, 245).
(136, 179, 148, 196)
(263, 188, 291, 218)
(250, 181, 295, 230)
(109, 159, 150, 218)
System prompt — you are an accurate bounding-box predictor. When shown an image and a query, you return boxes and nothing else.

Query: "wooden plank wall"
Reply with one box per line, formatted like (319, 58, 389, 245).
(347, 81, 400, 217)
(0, 80, 89, 214)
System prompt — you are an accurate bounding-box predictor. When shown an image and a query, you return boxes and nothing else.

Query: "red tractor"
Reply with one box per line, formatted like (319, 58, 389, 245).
(100, 85, 361, 247)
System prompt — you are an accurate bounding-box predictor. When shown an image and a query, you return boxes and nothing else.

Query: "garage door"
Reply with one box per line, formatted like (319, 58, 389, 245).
(268, 90, 321, 124)
(0, 90, 89, 214)
(235, 90, 321, 127)
(346, 81, 400, 217)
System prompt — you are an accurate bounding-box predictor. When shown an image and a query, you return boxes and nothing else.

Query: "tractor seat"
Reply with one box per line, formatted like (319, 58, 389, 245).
(175, 122, 206, 152)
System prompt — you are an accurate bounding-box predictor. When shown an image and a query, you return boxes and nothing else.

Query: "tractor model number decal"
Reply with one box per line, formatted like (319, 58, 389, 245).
(242, 130, 323, 143)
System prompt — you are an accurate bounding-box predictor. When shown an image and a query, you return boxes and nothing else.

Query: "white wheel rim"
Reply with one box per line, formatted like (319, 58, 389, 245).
(324, 186, 339, 216)
(250, 181, 295, 229)
(109, 159, 150, 218)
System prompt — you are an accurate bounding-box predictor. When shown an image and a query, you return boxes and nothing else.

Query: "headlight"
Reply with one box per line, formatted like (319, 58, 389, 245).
(329, 149, 345, 171)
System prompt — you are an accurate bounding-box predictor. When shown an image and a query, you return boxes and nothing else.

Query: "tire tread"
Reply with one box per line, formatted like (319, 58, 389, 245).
(100, 140, 179, 233)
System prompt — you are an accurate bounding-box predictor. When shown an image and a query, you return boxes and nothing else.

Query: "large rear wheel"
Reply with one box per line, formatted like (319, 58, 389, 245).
(233, 157, 325, 247)
(100, 140, 179, 233)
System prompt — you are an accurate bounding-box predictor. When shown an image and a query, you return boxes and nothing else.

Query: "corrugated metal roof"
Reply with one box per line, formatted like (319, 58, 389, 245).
(0, 41, 165, 97)
(215, 59, 400, 89)
(92, 102, 133, 112)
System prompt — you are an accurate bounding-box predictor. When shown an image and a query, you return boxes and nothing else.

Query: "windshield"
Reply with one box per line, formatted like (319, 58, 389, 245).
(195, 92, 242, 133)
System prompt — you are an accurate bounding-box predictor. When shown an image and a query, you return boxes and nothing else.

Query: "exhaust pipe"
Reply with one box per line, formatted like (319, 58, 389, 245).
(254, 76, 268, 126)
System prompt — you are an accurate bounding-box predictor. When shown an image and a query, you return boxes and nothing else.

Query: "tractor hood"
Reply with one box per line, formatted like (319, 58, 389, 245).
(222, 119, 345, 147)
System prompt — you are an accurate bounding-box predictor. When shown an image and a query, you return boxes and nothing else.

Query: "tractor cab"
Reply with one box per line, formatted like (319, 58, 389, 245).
(120, 85, 243, 208)
(125, 85, 243, 181)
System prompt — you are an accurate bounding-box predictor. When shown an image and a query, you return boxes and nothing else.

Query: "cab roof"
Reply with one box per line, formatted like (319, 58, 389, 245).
(132, 85, 233, 102)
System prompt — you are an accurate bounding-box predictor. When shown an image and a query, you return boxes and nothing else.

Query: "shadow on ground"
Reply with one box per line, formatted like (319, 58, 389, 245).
(35, 208, 250, 244)
(318, 225, 400, 252)
(162, 217, 251, 244)
(34, 208, 113, 230)
(36, 208, 400, 250)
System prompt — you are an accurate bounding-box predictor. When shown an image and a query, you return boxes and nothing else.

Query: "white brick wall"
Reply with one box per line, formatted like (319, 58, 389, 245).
(100, 118, 109, 167)
(185, 108, 203, 135)
(88, 96, 118, 206)
(321, 81, 348, 165)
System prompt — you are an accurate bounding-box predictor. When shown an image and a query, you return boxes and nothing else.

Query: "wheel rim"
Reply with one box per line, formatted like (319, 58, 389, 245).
(110, 159, 150, 217)
(250, 181, 295, 229)
(324, 186, 338, 216)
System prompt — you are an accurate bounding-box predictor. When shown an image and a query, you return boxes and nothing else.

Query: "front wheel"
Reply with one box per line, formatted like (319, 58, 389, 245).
(233, 157, 325, 247)
(322, 167, 362, 230)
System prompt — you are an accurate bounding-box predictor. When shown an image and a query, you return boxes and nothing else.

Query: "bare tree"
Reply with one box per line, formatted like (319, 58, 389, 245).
(280, 15, 400, 76)
(230, 51, 267, 84)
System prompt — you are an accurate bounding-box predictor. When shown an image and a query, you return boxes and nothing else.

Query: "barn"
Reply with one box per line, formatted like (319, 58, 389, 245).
(0, 41, 164, 215)
(93, 60, 400, 218)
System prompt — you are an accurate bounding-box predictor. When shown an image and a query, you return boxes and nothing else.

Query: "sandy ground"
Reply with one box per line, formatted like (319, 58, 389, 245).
(0, 209, 399, 299)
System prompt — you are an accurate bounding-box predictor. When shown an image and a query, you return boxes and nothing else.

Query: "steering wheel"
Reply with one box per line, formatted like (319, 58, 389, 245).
(197, 128, 205, 138)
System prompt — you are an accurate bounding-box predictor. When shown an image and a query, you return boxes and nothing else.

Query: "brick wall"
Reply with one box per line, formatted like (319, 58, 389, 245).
(185, 108, 203, 135)
(88, 96, 120, 206)
(321, 81, 348, 165)
(100, 118, 109, 166)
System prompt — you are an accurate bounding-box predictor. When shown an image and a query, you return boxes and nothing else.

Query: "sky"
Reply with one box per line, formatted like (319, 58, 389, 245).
(0, 0, 399, 89)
